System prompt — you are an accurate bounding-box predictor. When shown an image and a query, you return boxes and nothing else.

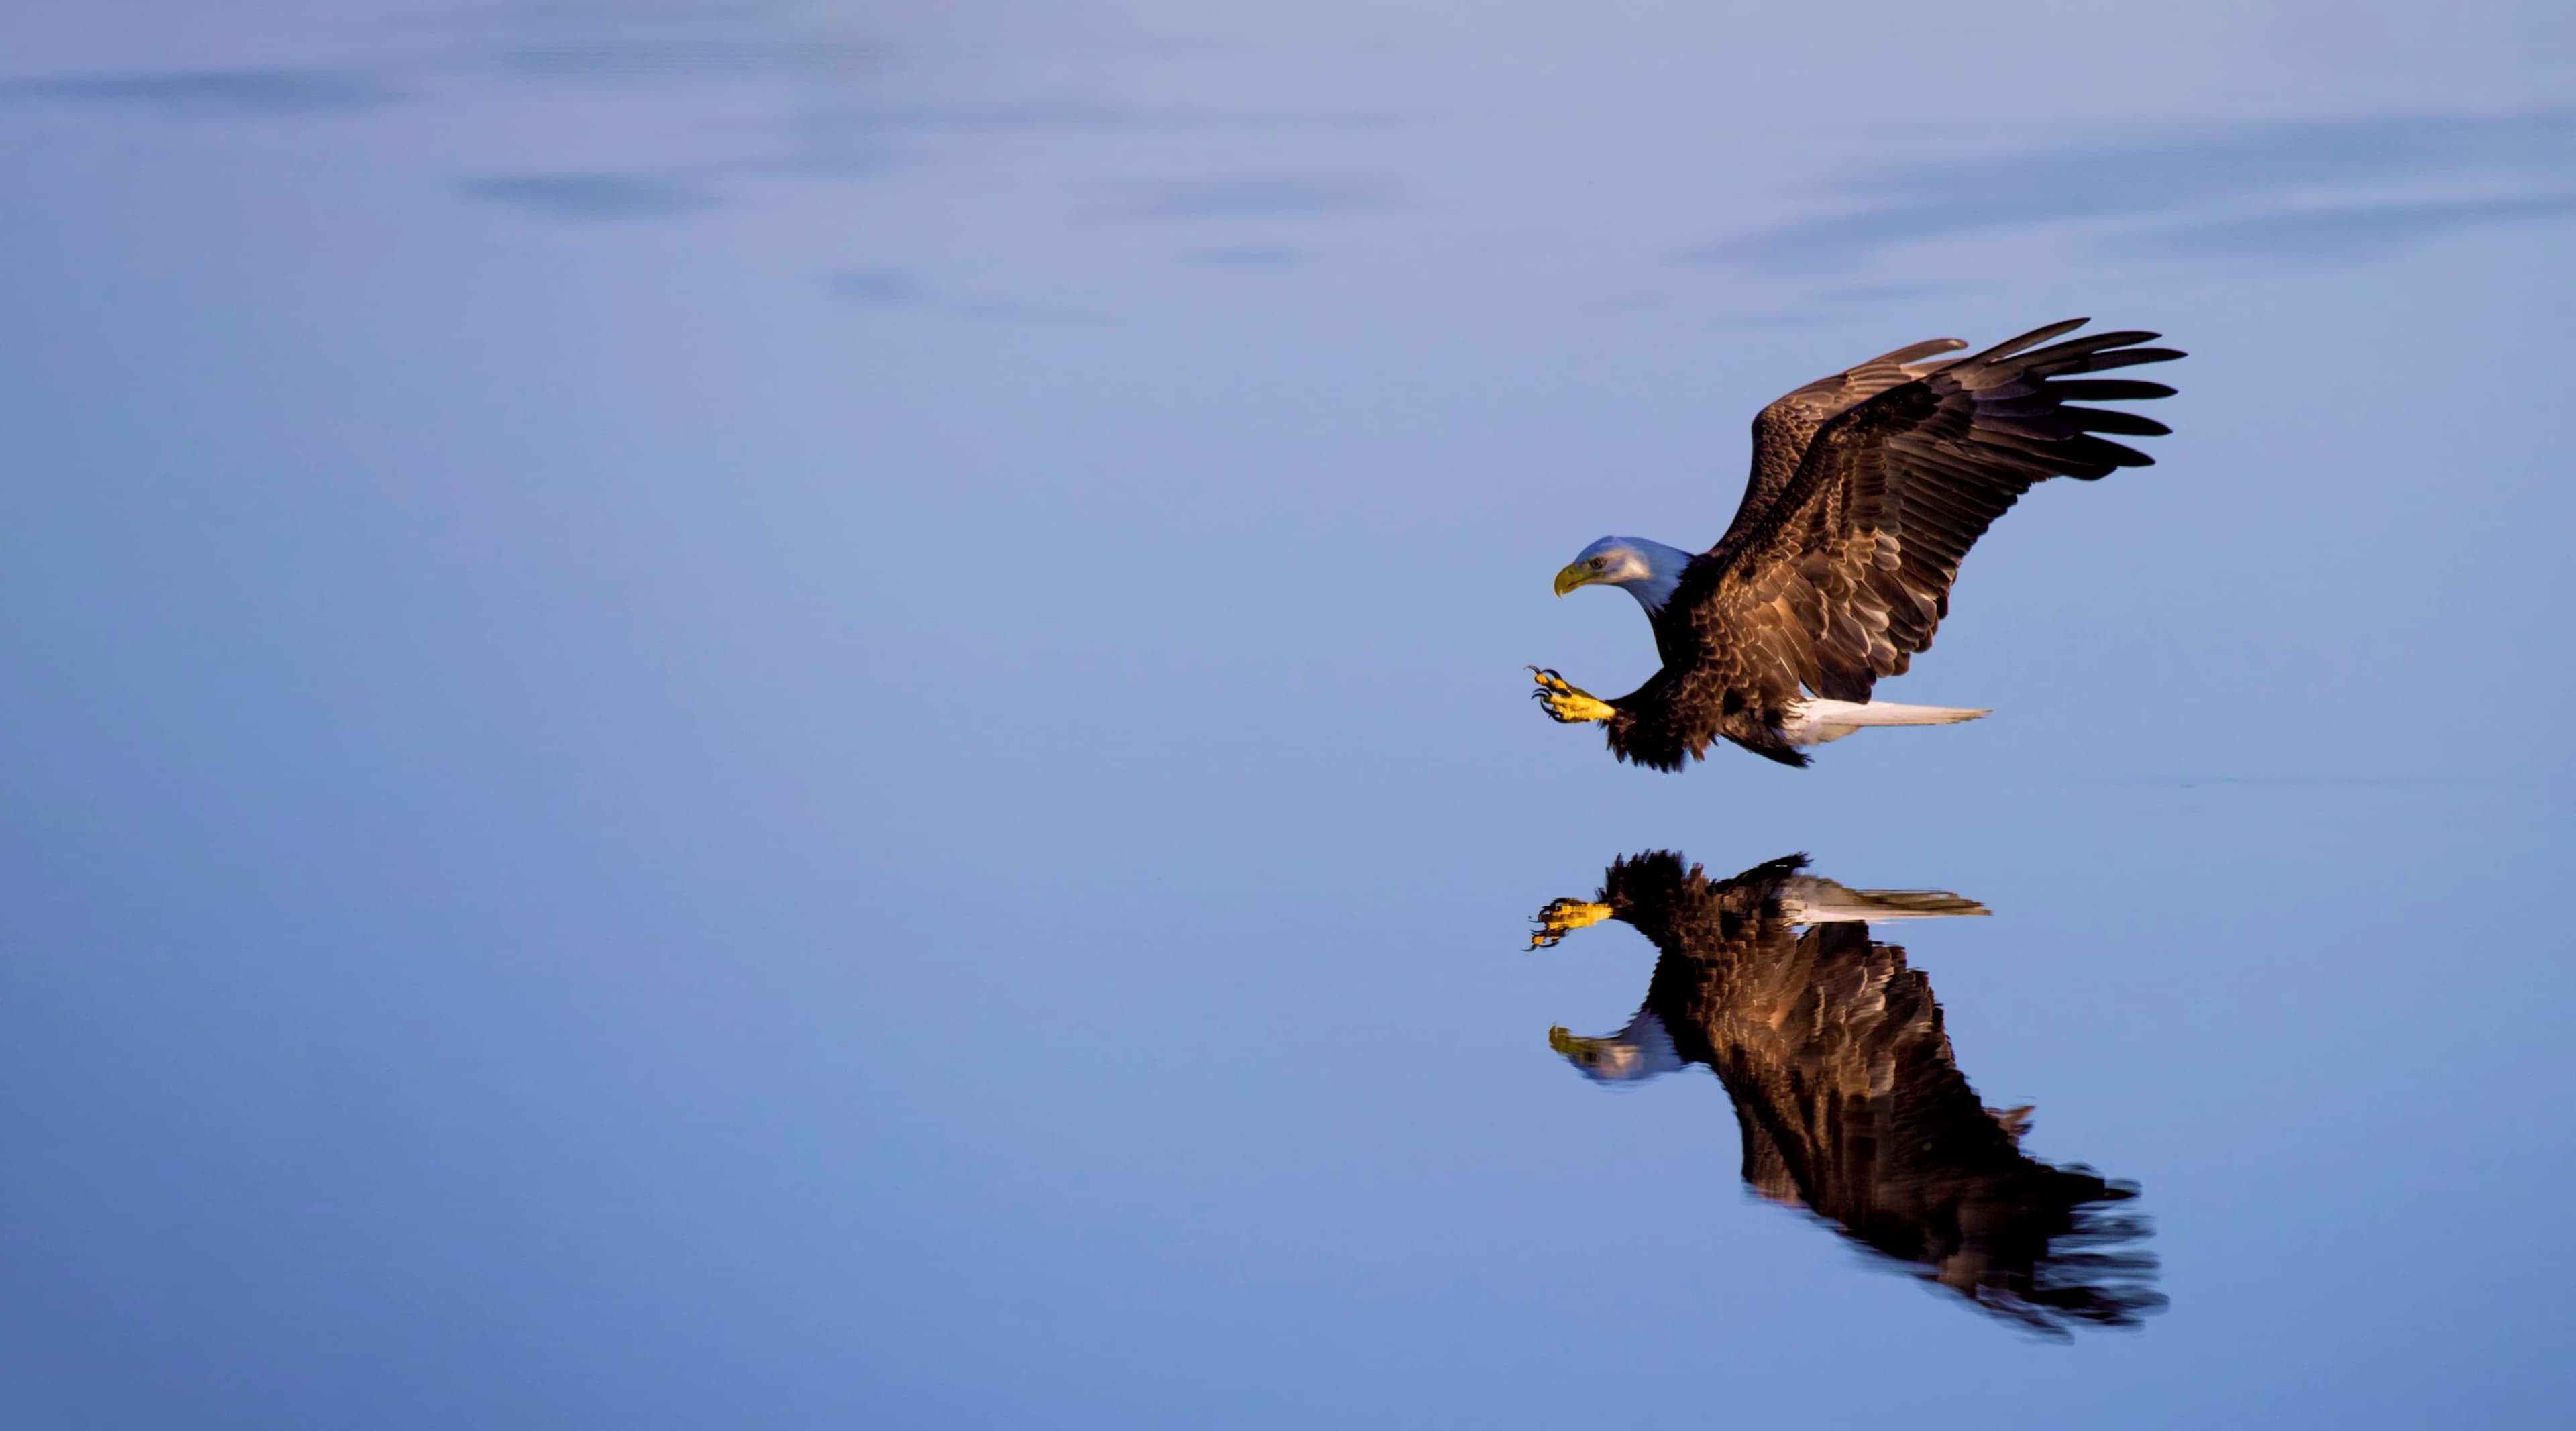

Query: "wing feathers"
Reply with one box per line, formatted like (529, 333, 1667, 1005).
(2061, 406, 2171, 437)
(2061, 346, 2186, 373)
(1725, 335, 1978, 557)
(2008, 329, 2164, 370)
(1955, 317, 2092, 365)
(1869, 337, 1972, 367)
(2052, 379, 2177, 401)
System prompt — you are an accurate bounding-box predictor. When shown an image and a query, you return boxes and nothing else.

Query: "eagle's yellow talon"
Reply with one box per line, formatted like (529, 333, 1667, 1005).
(1528, 668, 1616, 723)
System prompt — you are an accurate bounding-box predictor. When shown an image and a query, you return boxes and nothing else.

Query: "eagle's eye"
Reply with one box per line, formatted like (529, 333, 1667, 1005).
(1589, 557, 1607, 571)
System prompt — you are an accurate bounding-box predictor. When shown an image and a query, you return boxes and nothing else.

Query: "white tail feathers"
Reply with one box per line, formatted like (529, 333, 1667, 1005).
(1784, 698, 1991, 746)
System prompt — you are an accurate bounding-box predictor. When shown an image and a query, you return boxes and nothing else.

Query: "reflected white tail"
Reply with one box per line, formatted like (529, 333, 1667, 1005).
(1784, 698, 1991, 746)
(1780, 877, 1989, 925)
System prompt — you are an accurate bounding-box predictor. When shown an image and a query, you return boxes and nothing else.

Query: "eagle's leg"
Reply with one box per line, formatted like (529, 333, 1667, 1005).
(1528, 667, 1616, 724)
(1529, 897, 1615, 949)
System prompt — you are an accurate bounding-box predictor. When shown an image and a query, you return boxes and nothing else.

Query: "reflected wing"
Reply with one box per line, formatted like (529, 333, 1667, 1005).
(1721, 337, 1970, 548)
(1569, 850, 2165, 1334)
(1710, 920, 2162, 1334)
(1709, 319, 2182, 705)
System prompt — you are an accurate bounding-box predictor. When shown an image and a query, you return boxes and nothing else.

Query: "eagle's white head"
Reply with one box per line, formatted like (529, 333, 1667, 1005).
(1554, 535, 1692, 616)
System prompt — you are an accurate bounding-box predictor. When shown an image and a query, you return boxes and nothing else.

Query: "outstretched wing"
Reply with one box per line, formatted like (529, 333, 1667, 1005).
(1722, 336, 1971, 548)
(1715, 317, 2179, 702)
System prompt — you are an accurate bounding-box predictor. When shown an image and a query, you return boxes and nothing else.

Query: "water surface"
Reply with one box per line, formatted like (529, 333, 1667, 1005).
(3, 1, 2572, 1425)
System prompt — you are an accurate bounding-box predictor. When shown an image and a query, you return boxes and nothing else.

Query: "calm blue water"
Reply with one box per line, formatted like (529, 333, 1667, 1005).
(5, 2, 2573, 1425)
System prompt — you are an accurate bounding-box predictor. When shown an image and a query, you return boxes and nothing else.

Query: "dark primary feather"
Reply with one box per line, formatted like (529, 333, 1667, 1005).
(1603, 319, 2182, 770)
(1588, 851, 2164, 1334)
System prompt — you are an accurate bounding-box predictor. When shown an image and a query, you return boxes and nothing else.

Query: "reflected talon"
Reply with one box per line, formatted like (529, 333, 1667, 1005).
(1528, 666, 1617, 724)
(1529, 898, 1615, 948)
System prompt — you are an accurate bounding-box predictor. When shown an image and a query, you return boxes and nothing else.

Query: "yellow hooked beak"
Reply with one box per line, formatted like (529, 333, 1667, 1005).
(1553, 562, 1596, 598)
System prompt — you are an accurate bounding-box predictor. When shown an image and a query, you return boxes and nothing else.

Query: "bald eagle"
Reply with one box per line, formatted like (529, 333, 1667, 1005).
(1532, 319, 2181, 768)
(1534, 851, 2163, 1334)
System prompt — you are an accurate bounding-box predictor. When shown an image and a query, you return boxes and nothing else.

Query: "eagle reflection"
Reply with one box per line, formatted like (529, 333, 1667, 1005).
(1535, 852, 2163, 1334)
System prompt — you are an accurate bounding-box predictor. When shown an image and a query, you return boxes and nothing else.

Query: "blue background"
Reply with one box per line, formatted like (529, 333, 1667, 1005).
(3, 1, 2571, 1424)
